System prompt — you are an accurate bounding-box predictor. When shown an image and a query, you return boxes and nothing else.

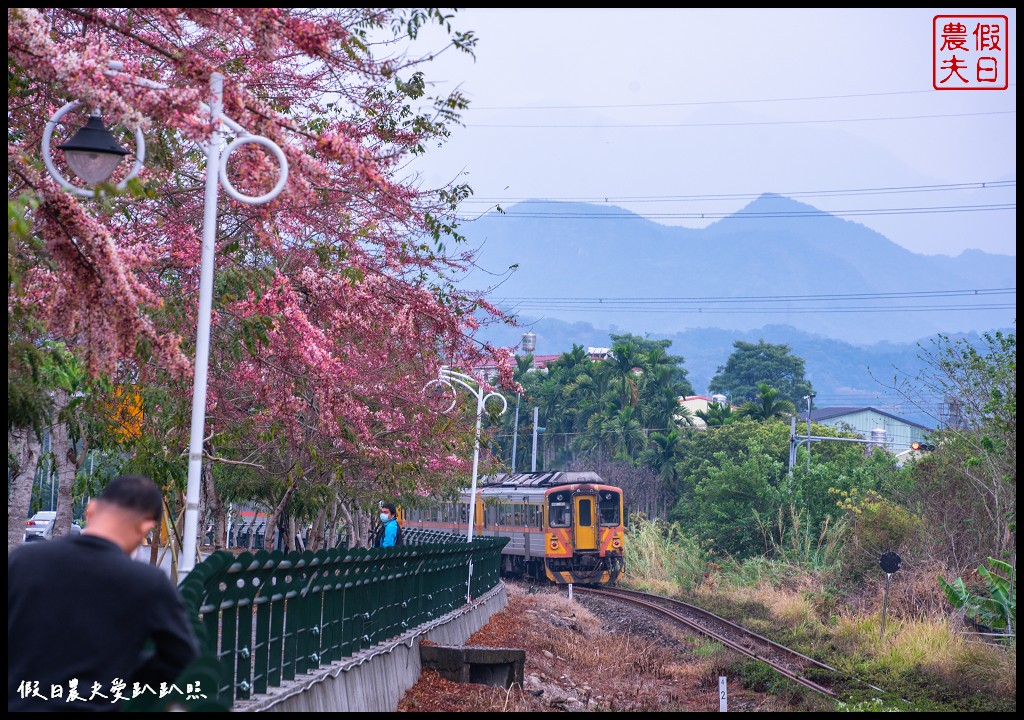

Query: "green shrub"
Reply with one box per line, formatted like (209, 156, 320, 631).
(834, 492, 922, 583)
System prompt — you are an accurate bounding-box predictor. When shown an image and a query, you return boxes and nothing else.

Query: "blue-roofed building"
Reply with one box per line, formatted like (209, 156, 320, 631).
(808, 406, 934, 453)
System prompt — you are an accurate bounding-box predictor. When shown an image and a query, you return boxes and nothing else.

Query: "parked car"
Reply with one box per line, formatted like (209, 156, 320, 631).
(24, 511, 56, 541)
(44, 520, 81, 540)
(24, 512, 81, 542)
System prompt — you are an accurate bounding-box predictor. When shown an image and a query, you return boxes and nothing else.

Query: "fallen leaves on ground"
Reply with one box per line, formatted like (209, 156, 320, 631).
(398, 582, 796, 712)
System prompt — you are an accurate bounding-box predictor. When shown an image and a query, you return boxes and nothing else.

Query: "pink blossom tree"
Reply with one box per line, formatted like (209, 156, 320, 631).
(8, 8, 517, 551)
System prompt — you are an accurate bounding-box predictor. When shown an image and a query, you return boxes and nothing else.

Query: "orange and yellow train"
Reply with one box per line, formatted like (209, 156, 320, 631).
(400, 471, 625, 586)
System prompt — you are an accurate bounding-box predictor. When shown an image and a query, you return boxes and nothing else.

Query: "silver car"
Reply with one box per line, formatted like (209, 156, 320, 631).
(24, 511, 81, 542)
(24, 510, 56, 541)
(43, 519, 82, 540)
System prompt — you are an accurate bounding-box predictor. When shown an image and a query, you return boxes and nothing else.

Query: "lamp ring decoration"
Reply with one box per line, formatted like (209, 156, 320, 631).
(422, 377, 459, 414)
(42, 100, 146, 198)
(425, 368, 509, 417)
(218, 134, 289, 205)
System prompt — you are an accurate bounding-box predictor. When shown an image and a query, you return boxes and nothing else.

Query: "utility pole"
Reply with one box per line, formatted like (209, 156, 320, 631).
(531, 406, 540, 472)
(804, 393, 816, 472)
(788, 415, 797, 478)
(514, 331, 536, 474)
(511, 392, 521, 471)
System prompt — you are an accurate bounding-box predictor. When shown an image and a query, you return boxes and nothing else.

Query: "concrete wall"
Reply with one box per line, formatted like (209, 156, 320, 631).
(231, 582, 508, 712)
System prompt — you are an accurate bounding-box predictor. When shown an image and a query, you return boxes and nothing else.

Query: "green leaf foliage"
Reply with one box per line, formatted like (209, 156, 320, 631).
(939, 557, 1016, 633)
(709, 339, 814, 407)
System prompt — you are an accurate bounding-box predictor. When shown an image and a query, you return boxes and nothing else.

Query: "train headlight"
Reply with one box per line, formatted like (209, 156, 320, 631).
(549, 539, 558, 550)
(612, 538, 621, 549)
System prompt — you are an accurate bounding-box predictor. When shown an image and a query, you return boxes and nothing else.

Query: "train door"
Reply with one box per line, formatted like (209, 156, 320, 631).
(573, 494, 597, 550)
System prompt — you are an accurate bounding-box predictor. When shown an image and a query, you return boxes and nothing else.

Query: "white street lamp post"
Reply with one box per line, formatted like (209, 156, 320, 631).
(44, 63, 289, 576)
(423, 367, 508, 543)
(424, 366, 507, 603)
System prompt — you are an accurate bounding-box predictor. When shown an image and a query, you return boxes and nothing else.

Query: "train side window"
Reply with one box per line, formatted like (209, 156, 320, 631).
(599, 491, 621, 525)
(531, 504, 542, 528)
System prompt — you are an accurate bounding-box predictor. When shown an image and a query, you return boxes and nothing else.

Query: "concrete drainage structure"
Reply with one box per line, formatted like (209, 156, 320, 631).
(419, 645, 525, 688)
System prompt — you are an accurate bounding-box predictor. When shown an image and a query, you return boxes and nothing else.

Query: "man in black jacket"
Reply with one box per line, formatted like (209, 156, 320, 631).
(8, 475, 199, 712)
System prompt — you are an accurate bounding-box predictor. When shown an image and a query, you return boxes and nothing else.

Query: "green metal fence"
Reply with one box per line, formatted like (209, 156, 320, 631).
(123, 529, 506, 711)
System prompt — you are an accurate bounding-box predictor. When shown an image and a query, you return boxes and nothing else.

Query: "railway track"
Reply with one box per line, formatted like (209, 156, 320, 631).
(575, 585, 885, 699)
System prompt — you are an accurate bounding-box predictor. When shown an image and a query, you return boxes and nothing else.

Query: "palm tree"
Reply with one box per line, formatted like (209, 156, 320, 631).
(514, 354, 534, 380)
(696, 402, 734, 427)
(641, 429, 684, 488)
(606, 406, 647, 460)
(609, 341, 645, 410)
(563, 369, 604, 434)
(736, 382, 796, 421)
(551, 344, 589, 374)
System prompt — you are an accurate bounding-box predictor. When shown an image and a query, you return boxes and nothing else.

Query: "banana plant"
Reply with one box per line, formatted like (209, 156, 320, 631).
(939, 557, 1016, 634)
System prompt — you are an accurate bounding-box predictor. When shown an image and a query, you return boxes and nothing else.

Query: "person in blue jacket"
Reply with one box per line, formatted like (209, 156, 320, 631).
(372, 503, 400, 548)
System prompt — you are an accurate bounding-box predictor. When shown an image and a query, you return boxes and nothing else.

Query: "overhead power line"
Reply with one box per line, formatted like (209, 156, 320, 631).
(499, 304, 1015, 315)
(463, 180, 1016, 204)
(468, 86, 1017, 111)
(467, 110, 1014, 129)
(496, 288, 1014, 303)
(461, 203, 1014, 221)
(492, 288, 1017, 316)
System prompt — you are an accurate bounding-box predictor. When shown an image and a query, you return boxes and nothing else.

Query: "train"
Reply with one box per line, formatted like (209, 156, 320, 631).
(399, 471, 625, 586)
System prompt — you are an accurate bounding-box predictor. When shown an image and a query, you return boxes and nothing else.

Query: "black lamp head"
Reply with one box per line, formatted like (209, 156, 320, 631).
(58, 114, 129, 156)
(57, 113, 129, 186)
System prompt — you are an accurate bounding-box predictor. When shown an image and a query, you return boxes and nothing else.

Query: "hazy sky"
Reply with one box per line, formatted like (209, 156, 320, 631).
(405, 8, 1016, 257)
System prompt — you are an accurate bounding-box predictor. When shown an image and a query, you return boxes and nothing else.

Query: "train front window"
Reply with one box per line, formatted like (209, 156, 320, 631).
(599, 491, 620, 525)
(549, 502, 570, 527)
(578, 498, 592, 526)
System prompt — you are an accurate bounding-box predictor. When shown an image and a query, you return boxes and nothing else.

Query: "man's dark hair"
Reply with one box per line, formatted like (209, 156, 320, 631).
(99, 475, 164, 522)
(381, 502, 397, 517)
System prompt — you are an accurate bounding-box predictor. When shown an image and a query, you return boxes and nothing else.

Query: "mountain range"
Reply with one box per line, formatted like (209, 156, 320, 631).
(458, 194, 1015, 346)
(457, 196, 1016, 428)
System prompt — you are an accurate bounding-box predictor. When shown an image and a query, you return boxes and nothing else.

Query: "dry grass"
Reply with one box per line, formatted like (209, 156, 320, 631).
(831, 610, 1016, 699)
(952, 639, 1016, 697)
(692, 576, 822, 633)
(842, 560, 956, 620)
(688, 559, 1016, 711)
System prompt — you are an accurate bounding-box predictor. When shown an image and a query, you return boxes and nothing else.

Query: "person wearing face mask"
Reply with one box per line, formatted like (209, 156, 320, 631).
(372, 503, 401, 548)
